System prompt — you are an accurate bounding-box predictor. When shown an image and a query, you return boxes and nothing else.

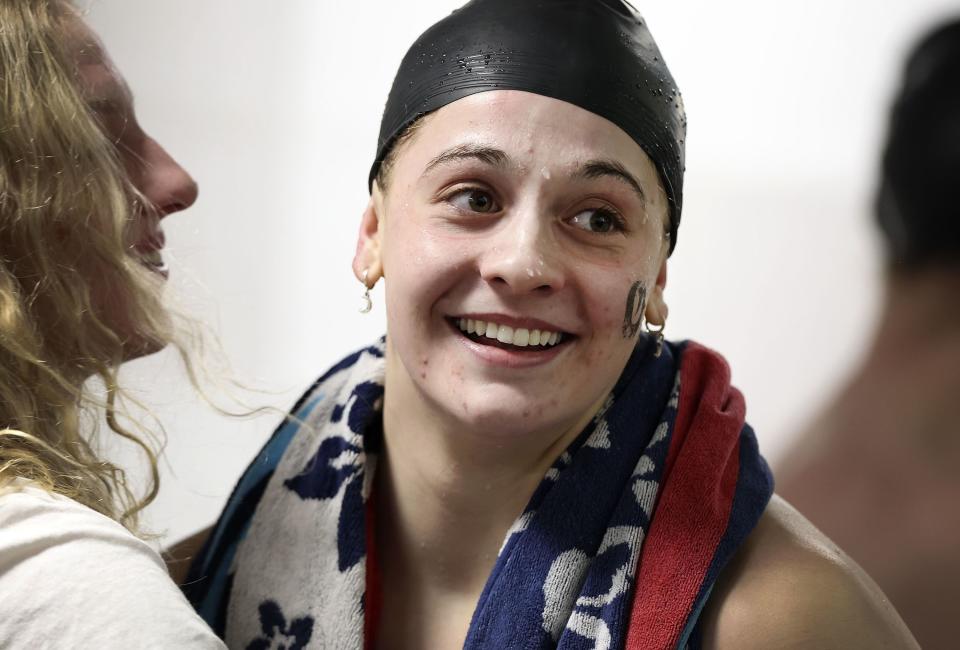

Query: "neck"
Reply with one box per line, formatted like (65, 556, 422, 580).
(375, 350, 604, 599)
(866, 267, 960, 367)
(830, 266, 960, 444)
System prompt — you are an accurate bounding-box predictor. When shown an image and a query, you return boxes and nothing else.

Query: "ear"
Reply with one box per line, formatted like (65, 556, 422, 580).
(352, 183, 386, 285)
(645, 259, 669, 326)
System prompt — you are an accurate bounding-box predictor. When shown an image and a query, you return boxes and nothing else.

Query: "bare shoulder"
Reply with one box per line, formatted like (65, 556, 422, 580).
(699, 495, 918, 649)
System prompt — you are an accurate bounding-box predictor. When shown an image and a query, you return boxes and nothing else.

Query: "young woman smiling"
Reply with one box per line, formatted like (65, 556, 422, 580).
(187, 1, 918, 648)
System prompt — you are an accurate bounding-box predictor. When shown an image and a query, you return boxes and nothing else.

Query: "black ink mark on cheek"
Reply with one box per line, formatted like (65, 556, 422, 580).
(622, 282, 647, 339)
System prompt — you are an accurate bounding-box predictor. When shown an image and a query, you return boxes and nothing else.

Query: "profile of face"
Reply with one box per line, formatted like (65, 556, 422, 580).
(355, 90, 671, 440)
(64, 11, 198, 356)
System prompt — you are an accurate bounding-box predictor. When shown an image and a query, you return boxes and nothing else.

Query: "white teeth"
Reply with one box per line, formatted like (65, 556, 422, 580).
(455, 319, 564, 348)
(513, 328, 530, 347)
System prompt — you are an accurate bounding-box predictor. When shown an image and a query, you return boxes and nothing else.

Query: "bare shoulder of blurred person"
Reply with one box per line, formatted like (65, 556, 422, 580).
(0, 0, 222, 646)
(778, 18, 960, 649)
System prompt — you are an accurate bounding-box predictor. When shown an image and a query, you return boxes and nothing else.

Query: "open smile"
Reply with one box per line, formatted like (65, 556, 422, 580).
(136, 248, 169, 278)
(133, 229, 169, 278)
(446, 315, 575, 364)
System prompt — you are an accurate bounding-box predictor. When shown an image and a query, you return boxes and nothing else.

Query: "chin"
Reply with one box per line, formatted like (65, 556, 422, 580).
(443, 387, 570, 439)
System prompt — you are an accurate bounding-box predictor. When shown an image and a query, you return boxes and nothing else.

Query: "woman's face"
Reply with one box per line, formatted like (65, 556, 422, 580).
(66, 13, 198, 355)
(358, 90, 670, 439)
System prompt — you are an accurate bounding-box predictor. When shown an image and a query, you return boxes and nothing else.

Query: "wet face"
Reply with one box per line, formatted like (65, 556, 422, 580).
(65, 12, 198, 355)
(356, 90, 670, 440)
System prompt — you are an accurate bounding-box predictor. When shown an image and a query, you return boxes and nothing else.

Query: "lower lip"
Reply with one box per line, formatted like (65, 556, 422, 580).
(449, 321, 570, 369)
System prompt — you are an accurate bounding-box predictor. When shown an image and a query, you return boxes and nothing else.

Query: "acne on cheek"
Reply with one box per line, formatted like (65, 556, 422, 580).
(522, 404, 546, 420)
(601, 305, 619, 332)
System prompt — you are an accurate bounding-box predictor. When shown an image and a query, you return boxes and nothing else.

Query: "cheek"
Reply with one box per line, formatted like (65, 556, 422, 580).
(381, 215, 479, 353)
(382, 208, 484, 291)
(574, 266, 654, 367)
(578, 271, 641, 334)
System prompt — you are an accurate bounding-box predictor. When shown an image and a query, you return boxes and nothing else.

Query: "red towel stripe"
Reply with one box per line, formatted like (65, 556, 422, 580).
(364, 490, 382, 650)
(625, 342, 744, 649)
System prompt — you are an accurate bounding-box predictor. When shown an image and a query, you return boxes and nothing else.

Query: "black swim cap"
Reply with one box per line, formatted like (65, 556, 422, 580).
(877, 18, 960, 269)
(369, 0, 686, 253)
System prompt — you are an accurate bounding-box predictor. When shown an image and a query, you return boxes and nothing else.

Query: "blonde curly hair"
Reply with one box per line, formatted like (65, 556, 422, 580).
(0, 0, 193, 534)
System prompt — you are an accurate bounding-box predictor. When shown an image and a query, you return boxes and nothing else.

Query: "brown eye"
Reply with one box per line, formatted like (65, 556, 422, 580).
(450, 188, 498, 213)
(568, 208, 625, 234)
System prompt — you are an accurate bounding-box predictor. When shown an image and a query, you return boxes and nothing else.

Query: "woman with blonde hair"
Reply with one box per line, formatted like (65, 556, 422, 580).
(0, 0, 223, 646)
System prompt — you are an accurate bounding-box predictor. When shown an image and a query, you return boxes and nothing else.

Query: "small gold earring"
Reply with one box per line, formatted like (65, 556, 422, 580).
(646, 320, 665, 358)
(359, 268, 372, 314)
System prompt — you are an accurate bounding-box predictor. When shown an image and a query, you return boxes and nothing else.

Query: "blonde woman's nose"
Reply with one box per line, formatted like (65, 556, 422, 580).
(136, 136, 199, 217)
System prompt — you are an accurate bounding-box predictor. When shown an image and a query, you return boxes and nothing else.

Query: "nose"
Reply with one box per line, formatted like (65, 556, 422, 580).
(134, 136, 199, 218)
(479, 206, 565, 294)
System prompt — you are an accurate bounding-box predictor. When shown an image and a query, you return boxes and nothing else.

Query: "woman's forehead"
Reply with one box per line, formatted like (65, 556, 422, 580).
(62, 9, 105, 64)
(405, 90, 661, 181)
(61, 14, 131, 107)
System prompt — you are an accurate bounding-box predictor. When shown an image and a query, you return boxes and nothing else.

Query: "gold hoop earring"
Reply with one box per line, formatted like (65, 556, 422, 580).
(646, 320, 665, 358)
(359, 268, 373, 314)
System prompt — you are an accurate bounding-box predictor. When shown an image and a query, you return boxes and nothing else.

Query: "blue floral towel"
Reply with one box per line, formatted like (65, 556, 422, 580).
(185, 339, 771, 650)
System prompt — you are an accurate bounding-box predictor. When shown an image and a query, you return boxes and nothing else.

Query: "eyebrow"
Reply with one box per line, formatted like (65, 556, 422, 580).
(576, 159, 646, 205)
(87, 97, 125, 115)
(422, 145, 647, 205)
(423, 144, 509, 174)
(84, 81, 134, 113)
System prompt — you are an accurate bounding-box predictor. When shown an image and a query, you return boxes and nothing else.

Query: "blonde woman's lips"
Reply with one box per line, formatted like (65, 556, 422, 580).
(137, 247, 169, 278)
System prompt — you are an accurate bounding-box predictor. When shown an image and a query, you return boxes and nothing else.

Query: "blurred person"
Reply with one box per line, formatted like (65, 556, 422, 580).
(185, 1, 918, 648)
(778, 18, 960, 650)
(0, 0, 224, 646)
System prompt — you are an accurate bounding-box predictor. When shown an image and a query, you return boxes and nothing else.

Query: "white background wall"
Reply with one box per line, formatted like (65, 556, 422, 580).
(82, 0, 958, 545)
